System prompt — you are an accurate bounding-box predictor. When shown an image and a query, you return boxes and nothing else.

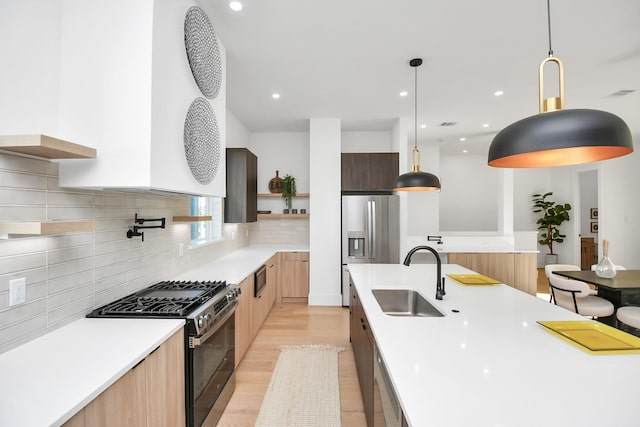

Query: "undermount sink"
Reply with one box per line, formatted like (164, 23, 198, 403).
(372, 289, 445, 317)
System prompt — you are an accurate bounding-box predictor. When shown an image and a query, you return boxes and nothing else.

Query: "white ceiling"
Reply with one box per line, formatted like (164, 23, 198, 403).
(201, 0, 640, 156)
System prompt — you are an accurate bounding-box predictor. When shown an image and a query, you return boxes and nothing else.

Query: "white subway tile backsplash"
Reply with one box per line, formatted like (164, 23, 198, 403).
(47, 206, 95, 221)
(0, 188, 47, 205)
(48, 283, 93, 311)
(46, 232, 94, 250)
(47, 258, 94, 281)
(0, 154, 51, 175)
(48, 245, 94, 265)
(0, 252, 46, 276)
(47, 296, 93, 327)
(48, 270, 93, 295)
(0, 237, 47, 257)
(0, 170, 47, 190)
(0, 314, 47, 347)
(0, 206, 47, 221)
(46, 191, 96, 206)
(0, 299, 47, 327)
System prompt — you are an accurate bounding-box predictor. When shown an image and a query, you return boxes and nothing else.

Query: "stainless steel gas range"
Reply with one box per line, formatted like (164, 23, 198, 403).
(88, 280, 239, 427)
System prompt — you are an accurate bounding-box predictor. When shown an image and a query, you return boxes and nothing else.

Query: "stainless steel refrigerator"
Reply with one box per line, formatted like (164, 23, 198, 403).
(341, 194, 399, 305)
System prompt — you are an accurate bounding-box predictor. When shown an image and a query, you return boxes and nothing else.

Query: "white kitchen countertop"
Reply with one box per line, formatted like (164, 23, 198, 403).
(349, 263, 640, 427)
(0, 318, 184, 427)
(175, 244, 309, 284)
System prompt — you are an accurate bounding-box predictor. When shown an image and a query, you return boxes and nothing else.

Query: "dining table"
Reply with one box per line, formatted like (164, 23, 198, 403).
(554, 269, 640, 326)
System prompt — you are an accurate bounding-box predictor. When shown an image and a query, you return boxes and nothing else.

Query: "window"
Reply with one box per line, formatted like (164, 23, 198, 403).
(190, 196, 223, 246)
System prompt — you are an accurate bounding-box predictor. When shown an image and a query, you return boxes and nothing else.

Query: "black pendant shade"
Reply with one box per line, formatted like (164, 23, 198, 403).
(393, 170, 441, 192)
(488, 0, 634, 168)
(488, 109, 633, 168)
(393, 58, 441, 192)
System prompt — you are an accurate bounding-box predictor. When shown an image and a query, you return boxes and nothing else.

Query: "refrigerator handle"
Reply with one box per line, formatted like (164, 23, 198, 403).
(370, 200, 376, 260)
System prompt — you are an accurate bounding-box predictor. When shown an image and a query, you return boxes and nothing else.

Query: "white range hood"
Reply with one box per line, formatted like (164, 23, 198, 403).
(57, 0, 226, 197)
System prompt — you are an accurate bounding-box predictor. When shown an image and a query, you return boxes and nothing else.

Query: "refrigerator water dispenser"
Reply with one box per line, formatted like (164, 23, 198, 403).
(348, 238, 365, 258)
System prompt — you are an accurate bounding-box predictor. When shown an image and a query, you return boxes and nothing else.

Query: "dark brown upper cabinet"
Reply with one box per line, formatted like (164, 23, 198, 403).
(225, 148, 257, 223)
(341, 152, 399, 192)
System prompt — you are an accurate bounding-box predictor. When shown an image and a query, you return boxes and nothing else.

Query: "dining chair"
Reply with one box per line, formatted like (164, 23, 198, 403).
(548, 275, 614, 318)
(544, 264, 581, 302)
(590, 264, 626, 271)
(616, 306, 640, 330)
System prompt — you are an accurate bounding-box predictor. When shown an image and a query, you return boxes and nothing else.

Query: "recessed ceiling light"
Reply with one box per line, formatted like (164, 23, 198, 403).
(482, 123, 490, 128)
(399, 91, 408, 97)
(272, 93, 280, 99)
(494, 90, 504, 96)
(463, 149, 469, 153)
(229, 1, 243, 11)
(420, 124, 427, 129)
(459, 137, 466, 142)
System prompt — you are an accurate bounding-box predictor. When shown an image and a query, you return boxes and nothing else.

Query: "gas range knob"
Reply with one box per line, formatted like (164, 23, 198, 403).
(198, 317, 206, 328)
(204, 313, 212, 321)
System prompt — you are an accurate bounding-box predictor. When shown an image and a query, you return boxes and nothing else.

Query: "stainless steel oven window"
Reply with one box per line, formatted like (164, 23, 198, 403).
(189, 312, 235, 426)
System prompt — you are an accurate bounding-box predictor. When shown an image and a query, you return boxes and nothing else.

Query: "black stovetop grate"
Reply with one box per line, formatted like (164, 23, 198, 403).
(90, 280, 227, 317)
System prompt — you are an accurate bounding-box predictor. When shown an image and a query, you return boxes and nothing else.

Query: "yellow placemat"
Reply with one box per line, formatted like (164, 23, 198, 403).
(447, 274, 501, 285)
(537, 320, 640, 355)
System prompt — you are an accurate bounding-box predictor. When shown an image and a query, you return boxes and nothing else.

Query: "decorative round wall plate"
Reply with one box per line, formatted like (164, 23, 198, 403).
(183, 97, 220, 185)
(184, 6, 222, 99)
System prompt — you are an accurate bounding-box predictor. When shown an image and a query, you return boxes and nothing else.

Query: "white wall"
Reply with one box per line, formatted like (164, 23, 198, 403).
(309, 119, 342, 306)
(439, 154, 500, 232)
(248, 132, 310, 213)
(599, 149, 640, 268)
(341, 131, 392, 152)
(578, 169, 598, 241)
(226, 109, 251, 148)
(0, 0, 62, 135)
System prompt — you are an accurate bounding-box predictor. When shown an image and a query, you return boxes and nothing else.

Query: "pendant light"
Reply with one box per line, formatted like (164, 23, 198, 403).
(488, 0, 633, 168)
(393, 58, 441, 191)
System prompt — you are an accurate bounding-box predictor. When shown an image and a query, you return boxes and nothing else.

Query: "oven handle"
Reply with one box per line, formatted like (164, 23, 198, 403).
(190, 301, 238, 348)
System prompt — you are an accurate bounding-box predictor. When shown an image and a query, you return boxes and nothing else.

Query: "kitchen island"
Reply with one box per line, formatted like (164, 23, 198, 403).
(349, 263, 640, 427)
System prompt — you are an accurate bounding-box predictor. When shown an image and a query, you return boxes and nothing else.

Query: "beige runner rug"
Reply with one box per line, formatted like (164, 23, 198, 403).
(255, 344, 345, 427)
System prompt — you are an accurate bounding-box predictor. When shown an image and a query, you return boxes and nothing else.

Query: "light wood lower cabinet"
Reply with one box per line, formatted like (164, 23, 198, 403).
(235, 275, 255, 367)
(281, 252, 309, 303)
(63, 328, 185, 427)
(144, 329, 185, 426)
(448, 252, 537, 296)
(235, 254, 279, 366)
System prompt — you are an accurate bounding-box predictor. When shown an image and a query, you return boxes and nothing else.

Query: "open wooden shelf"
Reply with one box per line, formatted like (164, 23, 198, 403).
(257, 214, 310, 219)
(257, 193, 310, 198)
(172, 216, 212, 222)
(0, 220, 96, 235)
(0, 134, 96, 159)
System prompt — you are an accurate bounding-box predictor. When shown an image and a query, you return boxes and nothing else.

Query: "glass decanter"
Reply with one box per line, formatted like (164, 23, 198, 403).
(595, 239, 616, 278)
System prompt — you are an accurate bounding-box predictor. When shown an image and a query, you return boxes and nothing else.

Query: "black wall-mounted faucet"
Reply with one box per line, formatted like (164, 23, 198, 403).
(403, 245, 446, 300)
(126, 214, 166, 242)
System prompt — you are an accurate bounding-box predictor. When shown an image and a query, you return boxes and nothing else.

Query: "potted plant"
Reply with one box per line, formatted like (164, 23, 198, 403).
(281, 174, 297, 213)
(532, 192, 572, 264)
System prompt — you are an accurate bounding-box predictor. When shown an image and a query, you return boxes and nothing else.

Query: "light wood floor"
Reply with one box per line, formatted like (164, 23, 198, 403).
(214, 303, 367, 427)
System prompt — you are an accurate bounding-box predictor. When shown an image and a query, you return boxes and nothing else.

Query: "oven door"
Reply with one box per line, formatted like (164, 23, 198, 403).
(187, 305, 236, 427)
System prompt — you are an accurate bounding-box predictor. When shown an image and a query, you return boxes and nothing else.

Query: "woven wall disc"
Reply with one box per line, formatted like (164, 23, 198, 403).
(184, 6, 222, 99)
(183, 97, 220, 185)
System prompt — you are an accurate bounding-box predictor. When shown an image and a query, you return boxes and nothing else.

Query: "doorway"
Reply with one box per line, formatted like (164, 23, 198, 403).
(577, 169, 599, 270)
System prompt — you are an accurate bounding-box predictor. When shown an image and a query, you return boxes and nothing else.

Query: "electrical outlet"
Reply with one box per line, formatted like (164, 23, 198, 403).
(178, 243, 184, 257)
(9, 277, 26, 306)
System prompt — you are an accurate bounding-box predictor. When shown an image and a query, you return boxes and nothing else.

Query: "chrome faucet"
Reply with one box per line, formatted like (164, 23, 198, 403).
(403, 245, 446, 300)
